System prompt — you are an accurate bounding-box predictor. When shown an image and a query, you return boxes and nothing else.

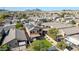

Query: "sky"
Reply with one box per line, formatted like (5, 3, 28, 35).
(0, 7, 79, 11)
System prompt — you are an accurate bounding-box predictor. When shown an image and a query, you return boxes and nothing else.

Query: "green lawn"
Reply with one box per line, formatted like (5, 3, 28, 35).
(27, 39, 52, 51)
(41, 39, 52, 47)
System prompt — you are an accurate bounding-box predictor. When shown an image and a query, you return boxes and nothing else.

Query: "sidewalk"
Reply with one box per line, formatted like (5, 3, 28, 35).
(45, 34, 62, 51)
(45, 34, 57, 45)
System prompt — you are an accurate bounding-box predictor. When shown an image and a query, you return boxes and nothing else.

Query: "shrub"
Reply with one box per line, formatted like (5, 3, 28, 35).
(48, 28, 59, 39)
(16, 23, 23, 29)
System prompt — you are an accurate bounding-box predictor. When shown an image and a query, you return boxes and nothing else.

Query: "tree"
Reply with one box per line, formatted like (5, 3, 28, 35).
(48, 28, 59, 39)
(0, 14, 10, 22)
(0, 44, 10, 51)
(15, 22, 23, 29)
(22, 14, 28, 19)
(70, 20, 76, 24)
(56, 41, 67, 50)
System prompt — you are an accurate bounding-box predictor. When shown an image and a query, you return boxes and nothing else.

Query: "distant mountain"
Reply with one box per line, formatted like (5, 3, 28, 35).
(33, 8, 42, 11)
(25, 8, 42, 12)
(0, 9, 9, 12)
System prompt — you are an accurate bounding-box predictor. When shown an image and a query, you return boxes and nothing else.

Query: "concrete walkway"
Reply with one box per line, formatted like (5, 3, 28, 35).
(45, 34, 62, 51)
(11, 46, 26, 51)
(45, 34, 57, 45)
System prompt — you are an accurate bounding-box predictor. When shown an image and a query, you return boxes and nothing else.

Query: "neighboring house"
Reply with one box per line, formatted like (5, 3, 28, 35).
(0, 23, 15, 40)
(3, 23, 15, 34)
(59, 27, 79, 37)
(41, 22, 73, 30)
(3, 19, 12, 24)
(64, 14, 75, 23)
(56, 17, 64, 22)
(65, 35, 79, 47)
(28, 16, 40, 22)
(20, 18, 28, 24)
(74, 19, 79, 27)
(2, 28, 27, 51)
(0, 27, 3, 40)
(59, 27, 79, 50)
(65, 35, 79, 51)
(0, 22, 5, 26)
(42, 22, 79, 49)
(11, 18, 20, 24)
(52, 13, 60, 20)
(64, 13, 75, 19)
(0, 26, 7, 45)
(75, 14, 79, 19)
(24, 22, 42, 39)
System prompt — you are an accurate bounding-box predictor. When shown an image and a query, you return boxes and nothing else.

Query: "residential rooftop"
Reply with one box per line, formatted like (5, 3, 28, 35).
(2, 28, 27, 45)
(60, 27, 79, 36)
(42, 22, 73, 29)
(24, 23, 35, 31)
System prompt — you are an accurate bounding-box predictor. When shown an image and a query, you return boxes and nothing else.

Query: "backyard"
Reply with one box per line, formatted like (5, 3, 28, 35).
(47, 28, 67, 50)
(47, 28, 59, 40)
(56, 40, 67, 50)
(27, 39, 52, 51)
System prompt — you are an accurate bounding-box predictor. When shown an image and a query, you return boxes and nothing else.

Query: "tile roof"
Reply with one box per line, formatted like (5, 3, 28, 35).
(2, 28, 27, 45)
(60, 27, 79, 36)
(24, 23, 35, 31)
(42, 22, 73, 29)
